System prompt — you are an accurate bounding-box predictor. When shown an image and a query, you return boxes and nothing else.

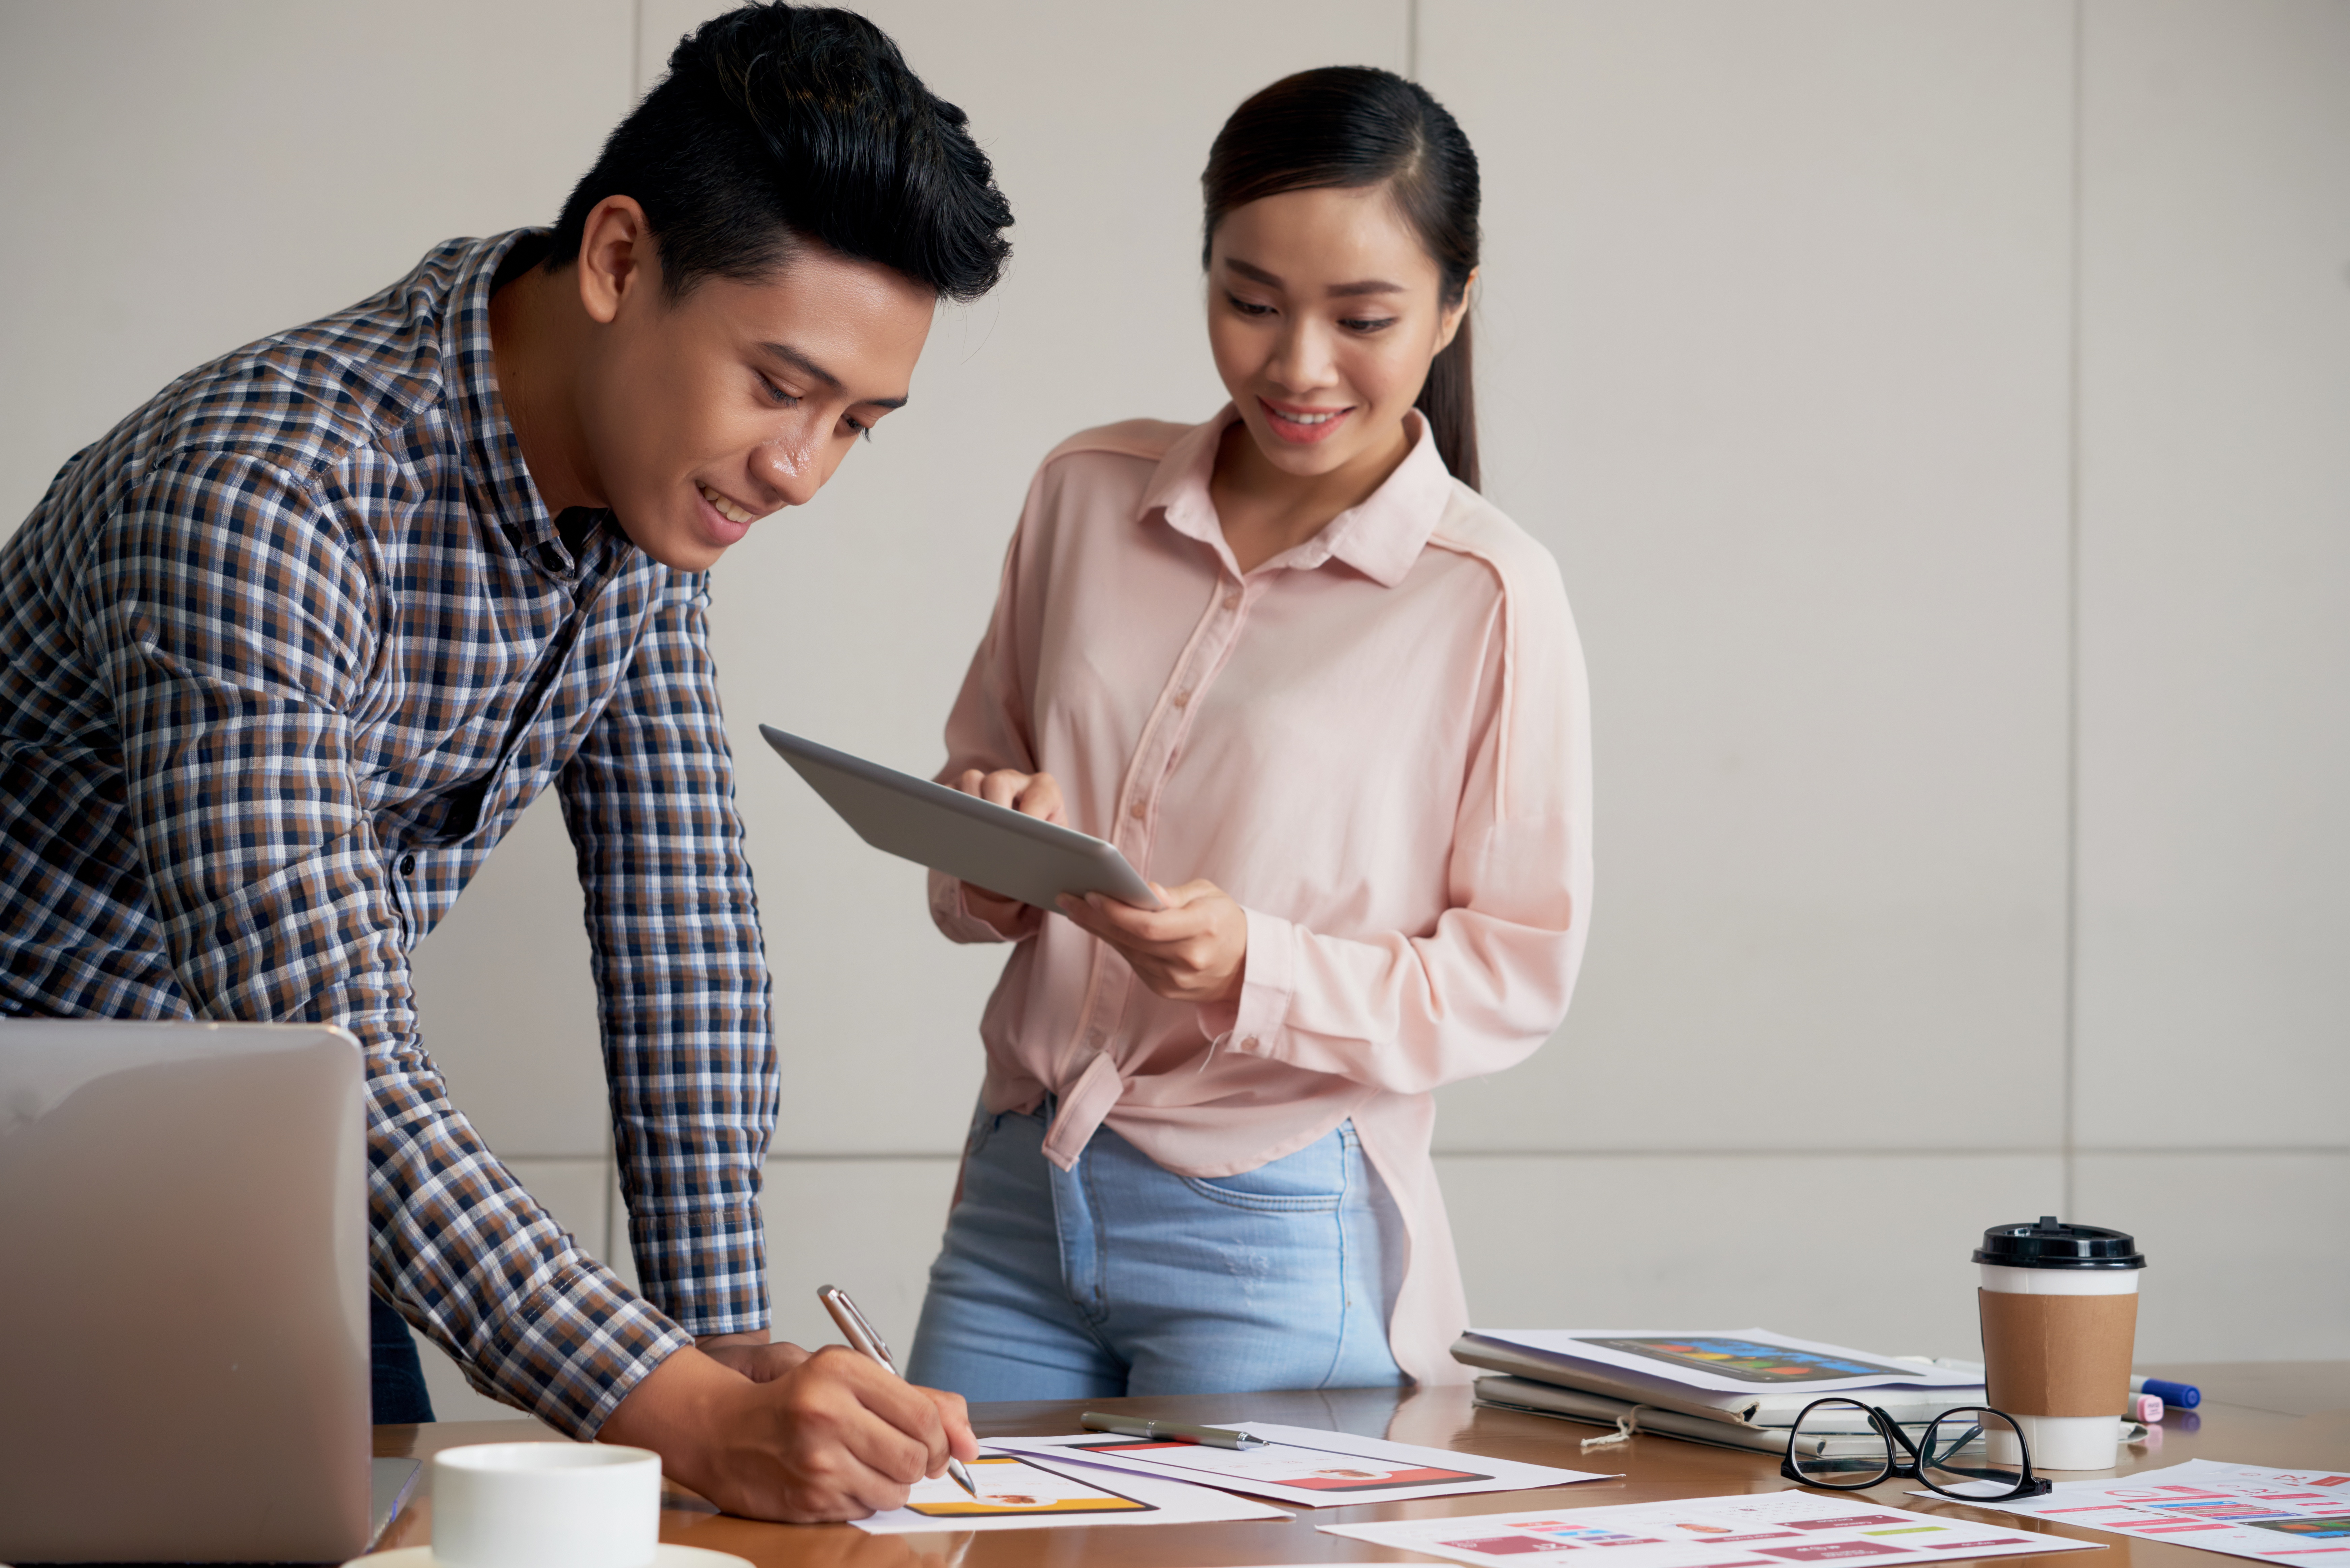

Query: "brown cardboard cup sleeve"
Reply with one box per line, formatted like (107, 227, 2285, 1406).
(1977, 1287, 2138, 1417)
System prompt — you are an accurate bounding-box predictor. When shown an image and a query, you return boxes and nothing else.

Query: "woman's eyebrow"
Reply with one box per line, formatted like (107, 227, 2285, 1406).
(1223, 257, 1403, 299)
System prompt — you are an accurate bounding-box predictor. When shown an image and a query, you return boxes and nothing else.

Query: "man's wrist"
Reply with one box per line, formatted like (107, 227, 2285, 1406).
(597, 1343, 737, 1467)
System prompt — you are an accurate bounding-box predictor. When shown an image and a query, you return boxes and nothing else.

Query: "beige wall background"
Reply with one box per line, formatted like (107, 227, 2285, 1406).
(3, 0, 2343, 1422)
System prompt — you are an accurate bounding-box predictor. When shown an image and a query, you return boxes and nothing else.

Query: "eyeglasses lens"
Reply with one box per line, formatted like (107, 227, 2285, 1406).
(1921, 1407, 2029, 1499)
(1789, 1400, 1893, 1488)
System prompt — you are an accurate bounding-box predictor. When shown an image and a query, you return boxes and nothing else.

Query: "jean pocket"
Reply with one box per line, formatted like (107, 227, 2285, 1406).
(1178, 1129, 1349, 1214)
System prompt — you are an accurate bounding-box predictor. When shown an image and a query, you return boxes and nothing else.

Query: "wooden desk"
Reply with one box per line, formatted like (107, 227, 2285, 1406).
(371, 1364, 2350, 1566)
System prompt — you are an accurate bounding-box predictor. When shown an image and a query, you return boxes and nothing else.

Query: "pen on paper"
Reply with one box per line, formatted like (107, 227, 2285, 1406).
(818, 1284, 978, 1497)
(1080, 1412, 1268, 1449)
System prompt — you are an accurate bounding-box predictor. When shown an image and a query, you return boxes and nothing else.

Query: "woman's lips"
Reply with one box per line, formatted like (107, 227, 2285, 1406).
(1259, 397, 1354, 445)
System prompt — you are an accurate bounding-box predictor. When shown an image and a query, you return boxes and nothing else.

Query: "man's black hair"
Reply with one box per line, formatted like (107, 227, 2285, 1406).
(546, 3, 1012, 300)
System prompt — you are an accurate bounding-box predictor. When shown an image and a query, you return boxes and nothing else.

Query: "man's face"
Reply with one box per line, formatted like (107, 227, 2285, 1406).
(574, 201, 935, 571)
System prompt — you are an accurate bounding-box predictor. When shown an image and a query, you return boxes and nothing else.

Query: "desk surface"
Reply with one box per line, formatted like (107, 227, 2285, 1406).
(372, 1363, 2350, 1567)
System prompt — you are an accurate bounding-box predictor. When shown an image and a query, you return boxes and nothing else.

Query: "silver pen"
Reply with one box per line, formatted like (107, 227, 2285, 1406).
(817, 1284, 978, 1497)
(1080, 1411, 1268, 1449)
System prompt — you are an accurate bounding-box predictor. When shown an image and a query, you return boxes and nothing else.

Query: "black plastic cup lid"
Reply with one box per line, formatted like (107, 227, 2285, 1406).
(1975, 1216, 2145, 1269)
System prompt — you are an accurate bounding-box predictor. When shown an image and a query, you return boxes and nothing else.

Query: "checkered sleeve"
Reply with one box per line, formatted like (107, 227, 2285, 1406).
(558, 573, 775, 1338)
(88, 452, 691, 1436)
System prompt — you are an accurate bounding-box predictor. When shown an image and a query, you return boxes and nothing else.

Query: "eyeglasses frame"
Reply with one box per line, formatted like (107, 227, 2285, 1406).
(1776, 1396, 2056, 1502)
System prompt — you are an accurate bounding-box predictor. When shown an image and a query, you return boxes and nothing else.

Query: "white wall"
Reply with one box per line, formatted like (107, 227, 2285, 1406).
(2, 0, 2342, 1421)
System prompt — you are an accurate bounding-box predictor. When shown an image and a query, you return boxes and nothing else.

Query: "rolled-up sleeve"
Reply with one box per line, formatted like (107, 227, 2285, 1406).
(92, 452, 688, 1438)
(558, 573, 776, 1342)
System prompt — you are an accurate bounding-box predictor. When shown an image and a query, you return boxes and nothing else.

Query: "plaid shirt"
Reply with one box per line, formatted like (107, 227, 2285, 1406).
(0, 232, 775, 1436)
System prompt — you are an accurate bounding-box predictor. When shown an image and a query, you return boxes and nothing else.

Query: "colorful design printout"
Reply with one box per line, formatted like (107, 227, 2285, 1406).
(1577, 1338, 1920, 1385)
(986, 1422, 1609, 1507)
(848, 1450, 1291, 1535)
(1321, 1488, 2106, 1568)
(1950, 1459, 2350, 1564)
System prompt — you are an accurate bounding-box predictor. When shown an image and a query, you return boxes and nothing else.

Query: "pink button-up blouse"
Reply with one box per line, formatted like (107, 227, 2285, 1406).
(928, 407, 1592, 1385)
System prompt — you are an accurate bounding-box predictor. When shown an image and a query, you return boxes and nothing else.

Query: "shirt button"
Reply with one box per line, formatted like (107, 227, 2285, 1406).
(1241, 1036, 1260, 1049)
(1172, 690, 1191, 708)
(1129, 800, 1147, 820)
(1223, 592, 1241, 611)
(398, 854, 416, 876)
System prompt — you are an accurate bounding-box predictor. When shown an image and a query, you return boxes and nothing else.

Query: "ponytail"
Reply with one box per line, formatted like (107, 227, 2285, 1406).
(1415, 313, 1478, 491)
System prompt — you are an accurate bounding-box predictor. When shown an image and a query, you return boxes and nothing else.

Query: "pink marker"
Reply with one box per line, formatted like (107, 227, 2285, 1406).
(2134, 1392, 2166, 1423)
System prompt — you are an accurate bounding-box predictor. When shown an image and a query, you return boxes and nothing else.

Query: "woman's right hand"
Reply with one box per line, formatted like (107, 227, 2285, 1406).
(951, 768, 1065, 935)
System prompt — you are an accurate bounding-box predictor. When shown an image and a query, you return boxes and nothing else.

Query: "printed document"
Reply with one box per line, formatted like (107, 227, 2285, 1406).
(986, 1422, 1612, 1506)
(1939, 1458, 2350, 1563)
(1323, 1487, 2106, 1567)
(848, 1450, 1290, 1534)
(1468, 1329, 1985, 1397)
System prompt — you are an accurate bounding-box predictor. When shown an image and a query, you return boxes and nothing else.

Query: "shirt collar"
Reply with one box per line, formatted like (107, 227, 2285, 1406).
(443, 230, 601, 579)
(1140, 403, 1455, 587)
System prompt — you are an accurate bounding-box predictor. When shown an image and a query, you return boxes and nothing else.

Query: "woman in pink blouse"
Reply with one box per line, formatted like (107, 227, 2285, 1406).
(904, 67, 1592, 1399)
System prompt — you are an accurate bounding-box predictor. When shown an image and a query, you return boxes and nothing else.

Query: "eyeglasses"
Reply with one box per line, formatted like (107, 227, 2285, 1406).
(1778, 1398, 2055, 1502)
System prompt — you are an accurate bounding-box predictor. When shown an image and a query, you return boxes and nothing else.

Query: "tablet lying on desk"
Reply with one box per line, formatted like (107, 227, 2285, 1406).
(759, 725, 1163, 911)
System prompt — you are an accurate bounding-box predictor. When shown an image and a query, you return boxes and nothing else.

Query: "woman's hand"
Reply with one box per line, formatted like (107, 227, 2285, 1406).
(1058, 881, 1248, 1005)
(950, 768, 1065, 935)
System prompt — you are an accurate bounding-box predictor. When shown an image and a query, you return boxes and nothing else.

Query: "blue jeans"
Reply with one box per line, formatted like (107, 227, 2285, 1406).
(906, 1102, 1406, 1401)
(370, 1292, 435, 1424)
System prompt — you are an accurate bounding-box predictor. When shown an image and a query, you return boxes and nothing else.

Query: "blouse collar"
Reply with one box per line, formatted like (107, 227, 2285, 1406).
(1140, 403, 1455, 587)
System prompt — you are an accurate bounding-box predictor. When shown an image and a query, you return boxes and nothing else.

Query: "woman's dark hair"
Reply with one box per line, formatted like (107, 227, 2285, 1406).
(1201, 67, 1481, 490)
(547, 3, 1012, 301)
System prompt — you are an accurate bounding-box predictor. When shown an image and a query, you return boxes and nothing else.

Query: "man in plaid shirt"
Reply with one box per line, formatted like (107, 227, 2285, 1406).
(0, 4, 1008, 1523)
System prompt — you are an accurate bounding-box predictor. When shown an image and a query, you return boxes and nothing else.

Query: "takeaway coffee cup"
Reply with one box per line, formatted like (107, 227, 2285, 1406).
(430, 1442, 661, 1568)
(1975, 1216, 2146, 1471)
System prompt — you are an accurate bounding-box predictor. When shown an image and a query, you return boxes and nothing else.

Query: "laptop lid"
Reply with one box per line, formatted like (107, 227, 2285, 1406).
(0, 1019, 373, 1564)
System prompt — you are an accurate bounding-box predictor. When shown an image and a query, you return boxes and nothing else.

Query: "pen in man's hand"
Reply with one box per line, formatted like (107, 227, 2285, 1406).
(817, 1284, 978, 1497)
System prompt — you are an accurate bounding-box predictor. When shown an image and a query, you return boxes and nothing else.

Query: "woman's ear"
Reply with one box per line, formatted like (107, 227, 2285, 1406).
(1434, 267, 1479, 353)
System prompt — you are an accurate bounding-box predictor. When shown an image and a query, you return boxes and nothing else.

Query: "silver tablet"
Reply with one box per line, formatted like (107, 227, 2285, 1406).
(760, 725, 1163, 911)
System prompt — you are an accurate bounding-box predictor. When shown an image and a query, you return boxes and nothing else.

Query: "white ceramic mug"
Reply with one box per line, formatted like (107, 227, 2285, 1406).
(431, 1443, 661, 1568)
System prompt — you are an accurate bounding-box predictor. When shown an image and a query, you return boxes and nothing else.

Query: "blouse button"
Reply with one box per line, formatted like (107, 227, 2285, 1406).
(1172, 689, 1191, 708)
(1129, 800, 1147, 820)
(1222, 591, 1241, 611)
(1241, 1036, 1260, 1050)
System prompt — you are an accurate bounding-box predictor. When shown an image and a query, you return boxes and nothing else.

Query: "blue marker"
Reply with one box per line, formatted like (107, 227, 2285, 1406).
(2132, 1375, 2200, 1408)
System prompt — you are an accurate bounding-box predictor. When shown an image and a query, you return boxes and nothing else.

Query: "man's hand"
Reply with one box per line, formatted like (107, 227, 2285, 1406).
(950, 767, 1065, 935)
(1057, 880, 1248, 1005)
(695, 1329, 810, 1383)
(597, 1343, 978, 1523)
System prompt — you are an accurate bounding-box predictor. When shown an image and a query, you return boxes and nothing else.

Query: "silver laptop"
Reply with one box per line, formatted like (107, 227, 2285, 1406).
(0, 1019, 410, 1563)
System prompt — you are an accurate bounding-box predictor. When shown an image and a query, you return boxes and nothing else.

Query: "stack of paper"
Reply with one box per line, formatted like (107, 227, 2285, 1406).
(1456, 1329, 1987, 1457)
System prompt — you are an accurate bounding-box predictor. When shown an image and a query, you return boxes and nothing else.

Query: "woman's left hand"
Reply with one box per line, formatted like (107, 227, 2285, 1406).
(1057, 881, 1247, 1006)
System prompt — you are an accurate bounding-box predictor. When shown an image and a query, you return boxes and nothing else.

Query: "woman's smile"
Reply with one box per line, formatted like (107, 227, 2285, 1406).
(1259, 396, 1355, 444)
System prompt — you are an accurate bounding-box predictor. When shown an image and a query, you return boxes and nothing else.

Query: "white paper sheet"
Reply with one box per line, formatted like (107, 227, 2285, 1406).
(1322, 1487, 2107, 1567)
(1932, 1458, 2350, 1563)
(1470, 1330, 1985, 1396)
(984, 1422, 1613, 1507)
(847, 1449, 1291, 1534)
